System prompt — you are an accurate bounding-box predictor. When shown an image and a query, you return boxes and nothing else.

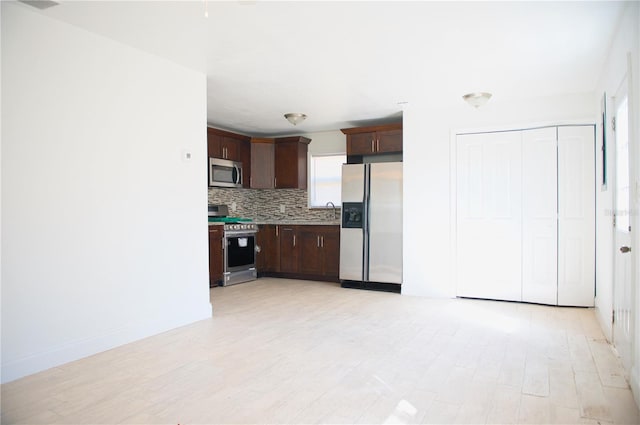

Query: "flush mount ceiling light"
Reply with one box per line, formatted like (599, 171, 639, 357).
(462, 92, 492, 108)
(18, 0, 59, 9)
(284, 113, 307, 126)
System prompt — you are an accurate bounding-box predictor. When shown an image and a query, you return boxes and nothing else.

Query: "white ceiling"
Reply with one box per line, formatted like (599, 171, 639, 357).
(22, 0, 626, 136)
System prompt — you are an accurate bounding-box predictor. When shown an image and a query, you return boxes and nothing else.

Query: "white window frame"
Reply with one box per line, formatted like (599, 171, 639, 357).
(308, 152, 346, 208)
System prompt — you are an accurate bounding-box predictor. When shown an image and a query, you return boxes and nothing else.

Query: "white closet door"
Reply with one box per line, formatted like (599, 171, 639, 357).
(522, 127, 558, 304)
(557, 126, 595, 306)
(456, 131, 522, 301)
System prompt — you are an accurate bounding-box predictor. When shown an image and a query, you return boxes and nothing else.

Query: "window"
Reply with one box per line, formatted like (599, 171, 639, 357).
(309, 153, 346, 207)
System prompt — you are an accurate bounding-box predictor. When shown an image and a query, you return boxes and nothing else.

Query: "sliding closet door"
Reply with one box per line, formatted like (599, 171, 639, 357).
(456, 131, 522, 301)
(557, 126, 595, 306)
(522, 127, 558, 304)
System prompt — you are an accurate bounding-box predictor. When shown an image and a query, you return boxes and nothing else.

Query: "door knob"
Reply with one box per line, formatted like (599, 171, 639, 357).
(620, 246, 632, 253)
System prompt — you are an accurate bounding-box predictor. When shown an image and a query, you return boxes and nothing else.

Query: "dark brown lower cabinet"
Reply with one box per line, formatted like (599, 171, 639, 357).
(279, 226, 299, 273)
(320, 228, 340, 278)
(257, 224, 279, 273)
(256, 224, 339, 282)
(208, 225, 223, 287)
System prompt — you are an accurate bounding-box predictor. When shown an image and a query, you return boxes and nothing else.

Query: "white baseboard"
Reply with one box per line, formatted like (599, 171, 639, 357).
(631, 366, 640, 412)
(1, 303, 212, 384)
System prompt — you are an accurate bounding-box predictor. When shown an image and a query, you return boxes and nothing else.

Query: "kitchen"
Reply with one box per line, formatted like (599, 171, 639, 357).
(206, 123, 403, 293)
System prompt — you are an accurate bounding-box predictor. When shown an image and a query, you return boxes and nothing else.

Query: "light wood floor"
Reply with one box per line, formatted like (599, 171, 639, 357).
(2, 278, 639, 424)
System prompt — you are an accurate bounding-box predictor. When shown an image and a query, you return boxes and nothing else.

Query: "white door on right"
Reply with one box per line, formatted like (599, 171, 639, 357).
(612, 79, 633, 372)
(557, 126, 596, 306)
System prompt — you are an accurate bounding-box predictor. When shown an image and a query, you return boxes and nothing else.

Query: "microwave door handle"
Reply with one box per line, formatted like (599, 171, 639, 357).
(233, 164, 242, 185)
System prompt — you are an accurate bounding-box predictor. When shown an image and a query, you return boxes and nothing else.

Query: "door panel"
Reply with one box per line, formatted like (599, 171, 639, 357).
(368, 162, 403, 283)
(456, 131, 522, 301)
(340, 164, 365, 281)
(613, 78, 633, 372)
(522, 127, 558, 304)
(557, 126, 596, 306)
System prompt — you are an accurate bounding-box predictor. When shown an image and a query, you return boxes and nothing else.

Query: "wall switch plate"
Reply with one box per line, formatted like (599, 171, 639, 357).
(279, 205, 285, 213)
(231, 202, 237, 212)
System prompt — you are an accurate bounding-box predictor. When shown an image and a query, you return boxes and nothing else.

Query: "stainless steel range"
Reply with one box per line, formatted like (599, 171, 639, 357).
(209, 205, 258, 286)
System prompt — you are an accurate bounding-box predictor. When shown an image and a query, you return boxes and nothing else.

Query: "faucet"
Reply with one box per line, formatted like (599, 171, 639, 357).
(326, 201, 337, 221)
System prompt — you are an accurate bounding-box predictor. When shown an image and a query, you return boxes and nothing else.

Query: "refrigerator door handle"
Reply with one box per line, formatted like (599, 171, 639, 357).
(363, 163, 371, 282)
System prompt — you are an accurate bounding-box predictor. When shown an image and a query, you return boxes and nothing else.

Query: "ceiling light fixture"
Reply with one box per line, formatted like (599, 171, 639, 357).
(462, 92, 492, 108)
(284, 113, 307, 126)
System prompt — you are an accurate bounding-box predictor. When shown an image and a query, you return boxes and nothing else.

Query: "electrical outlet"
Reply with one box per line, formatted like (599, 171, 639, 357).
(231, 202, 237, 212)
(280, 205, 285, 213)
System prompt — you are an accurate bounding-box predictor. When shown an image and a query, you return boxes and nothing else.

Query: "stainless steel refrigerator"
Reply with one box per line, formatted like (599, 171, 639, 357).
(340, 162, 402, 291)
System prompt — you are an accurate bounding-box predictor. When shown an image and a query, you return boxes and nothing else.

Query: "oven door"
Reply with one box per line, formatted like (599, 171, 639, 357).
(225, 233, 256, 271)
(223, 232, 257, 286)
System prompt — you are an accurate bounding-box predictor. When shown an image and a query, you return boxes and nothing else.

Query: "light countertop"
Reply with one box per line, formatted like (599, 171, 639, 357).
(208, 220, 340, 226)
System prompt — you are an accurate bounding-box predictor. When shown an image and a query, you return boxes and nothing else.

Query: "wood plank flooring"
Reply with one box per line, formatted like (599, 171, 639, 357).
(2, 278, 638, 424)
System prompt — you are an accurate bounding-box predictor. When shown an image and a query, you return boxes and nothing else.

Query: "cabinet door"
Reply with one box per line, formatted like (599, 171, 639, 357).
(274, 142, 297, 188)
(260, 225, 280, 273)
(251, 142, 275, 189)
(207, 131, 223, 158)
(279, 226, 298, 273)
(222, 137, 240, 161)
(240, 139, 251, 189)
(376, 129, 403, 153)
(257, 224, 279, 273)
(348, 132, 375, 155)
(208, 226, 223, 286)
(321, 227, 340, 277)
(256, 225, 269, 272)
(298, 227, 323, 275)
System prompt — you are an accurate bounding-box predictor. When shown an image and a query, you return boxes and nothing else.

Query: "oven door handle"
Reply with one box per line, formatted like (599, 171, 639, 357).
(225, 232, 257, 238)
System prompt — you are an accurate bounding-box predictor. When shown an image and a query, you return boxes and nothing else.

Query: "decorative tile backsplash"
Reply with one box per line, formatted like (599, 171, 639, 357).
(208, 188, 340, 221)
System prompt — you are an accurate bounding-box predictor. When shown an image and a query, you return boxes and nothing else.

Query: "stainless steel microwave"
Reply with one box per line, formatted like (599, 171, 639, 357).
(209, 158, 243, 188)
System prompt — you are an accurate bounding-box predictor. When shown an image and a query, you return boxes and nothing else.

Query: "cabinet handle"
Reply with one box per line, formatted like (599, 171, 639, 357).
(317, 235, 320, 247)
(275, 225, 279, 237)
(371, 139, 375, 152)
(293, 235, 296, 247)
(377, 139, 380, 152)
(274, 177, 277, 187)
(321, 236, 324, 248)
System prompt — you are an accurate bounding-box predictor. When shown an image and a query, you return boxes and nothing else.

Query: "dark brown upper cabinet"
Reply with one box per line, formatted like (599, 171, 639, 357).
(274, 136, 311, 189)
(250, 138, 276, 189)
(341, 123, 403, 156)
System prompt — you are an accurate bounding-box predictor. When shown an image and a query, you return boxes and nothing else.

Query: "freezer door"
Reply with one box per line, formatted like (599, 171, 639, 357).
(340, 164, 365, 281)
(368, 162, 403, 284)
(341, 164, 365, 202)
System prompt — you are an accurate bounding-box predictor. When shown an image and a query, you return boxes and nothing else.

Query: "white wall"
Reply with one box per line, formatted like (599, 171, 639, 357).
(1, 3, 211, 383)
(402, 93, 597, 298)
(593, 1, 640, 406)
